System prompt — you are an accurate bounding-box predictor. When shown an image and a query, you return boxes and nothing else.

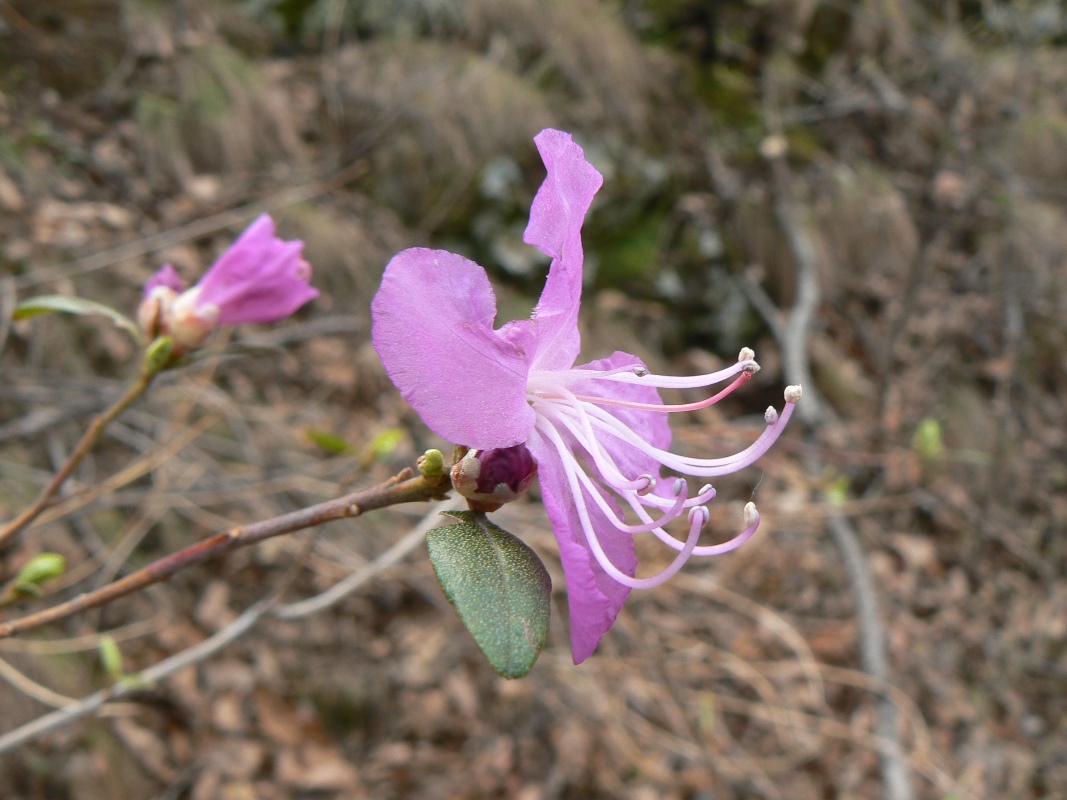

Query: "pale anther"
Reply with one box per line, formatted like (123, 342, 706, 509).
(743, 501, 758, 527)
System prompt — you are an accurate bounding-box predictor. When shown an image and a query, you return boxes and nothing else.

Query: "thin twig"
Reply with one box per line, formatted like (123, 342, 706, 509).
(757, 70, 915, 800)
(738, 270, 785, 342)
(0, 469, 451, 640)
(0, 371, 156, 550)
(826, 514, 914, 800)
(0, 596, 270, 755)
(0, 655, 78, 708)
(766, 157, 822, 425)
(274, 496, 462, 619)
(19, 412, 218, 534)
(0, 499, 453, 755)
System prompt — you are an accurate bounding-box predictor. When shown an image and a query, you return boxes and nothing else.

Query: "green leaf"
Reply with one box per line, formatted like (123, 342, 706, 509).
(14, 295, 142, 341)
(427, 510, 551, 679)
(14, 553, 66, 589)
(367, 427, 404, 460)
(912, 417, 944, 461)
(98, 635, 124, 680)
(825, 474, 850, 506)
(306, 428, 353, 454)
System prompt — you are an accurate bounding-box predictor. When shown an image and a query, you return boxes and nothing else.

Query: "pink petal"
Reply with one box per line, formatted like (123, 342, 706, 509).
(196, 214, 318, 325)
(371, 248, 536, 450)
(523, 129, 603, 371)
(528, 428, 635, 664)
(144, 264, 185, 296)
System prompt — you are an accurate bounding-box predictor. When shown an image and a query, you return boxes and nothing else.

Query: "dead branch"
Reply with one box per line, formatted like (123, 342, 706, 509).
(756, 71, 916, 800)
(0, 468, 451, 640)
(0, 499, 453, 756)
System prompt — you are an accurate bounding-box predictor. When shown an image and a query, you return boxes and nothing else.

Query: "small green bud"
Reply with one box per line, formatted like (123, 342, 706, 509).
(912, 417, 943, 461)
(98, 635, 124, 680)
(142, 335, 175, 374)
(418, 448, 446, 478)
(14, 552, 66, 590)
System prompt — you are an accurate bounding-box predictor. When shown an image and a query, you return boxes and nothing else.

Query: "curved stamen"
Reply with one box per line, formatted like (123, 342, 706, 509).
(573, 370, 753, 413)
(526, 363, 650, 394)
(533, 397, 654, 494)
(529, 352, 757, 393)
(627, 496, 762, 556)
(536, 416, 692, 533)
(575, 469, 690, 534)
(580, 356, 758, 390)
(697, 502, 760, 556)
(539, 413, 705, 589)
(524, 359, 794, 588)
(536, 395, 711, 510)
(574, 398, 798, 477)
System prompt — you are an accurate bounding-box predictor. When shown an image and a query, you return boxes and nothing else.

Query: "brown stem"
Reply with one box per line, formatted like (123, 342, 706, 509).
(0, 469, 450, 640)
(0, 371, 157, 551)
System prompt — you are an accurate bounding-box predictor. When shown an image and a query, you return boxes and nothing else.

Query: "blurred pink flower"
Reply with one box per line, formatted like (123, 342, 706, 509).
(141, 214, 318, 348)
(372, 129, 800, 663)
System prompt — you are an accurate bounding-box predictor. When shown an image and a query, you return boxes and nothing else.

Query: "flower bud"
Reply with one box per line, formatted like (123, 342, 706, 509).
(167, 287, 219, 351)
(137, 286, 177, 339)
(451, 444, 538, 513)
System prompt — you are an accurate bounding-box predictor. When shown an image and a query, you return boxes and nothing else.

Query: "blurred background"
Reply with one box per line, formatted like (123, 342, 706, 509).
(1, 0, 1066, 797)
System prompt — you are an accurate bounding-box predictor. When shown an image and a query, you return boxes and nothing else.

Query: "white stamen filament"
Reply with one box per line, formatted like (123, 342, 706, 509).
(559, 399, 797, 476)
(626, 493, 761, 556)
(524, 352, 797, 588)
(571, 370, 753, 413)
(571, 466, 691, 535)
(535, 418, 705, 588)
(528, 356, 755, 393)
(536, 396, 711, 511)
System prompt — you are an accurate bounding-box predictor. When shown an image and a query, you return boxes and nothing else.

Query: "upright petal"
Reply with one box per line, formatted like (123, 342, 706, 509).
(372, 248, 536, 450)
(527, 428, 635, 664)
(523, 129, 603, 371)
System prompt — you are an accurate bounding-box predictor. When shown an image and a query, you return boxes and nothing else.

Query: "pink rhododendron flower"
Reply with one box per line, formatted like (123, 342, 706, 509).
(372, 129, 800, 664)
(140, 214, 318, 349)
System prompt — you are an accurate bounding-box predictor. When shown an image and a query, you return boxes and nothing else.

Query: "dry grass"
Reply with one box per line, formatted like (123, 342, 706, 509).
(335, 40, 554, 225)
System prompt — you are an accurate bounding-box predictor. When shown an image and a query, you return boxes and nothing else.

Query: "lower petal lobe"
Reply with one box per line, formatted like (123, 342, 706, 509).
(528, 429, 635, 664)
